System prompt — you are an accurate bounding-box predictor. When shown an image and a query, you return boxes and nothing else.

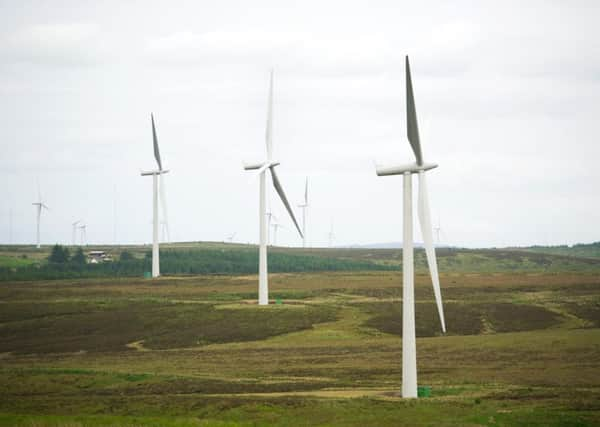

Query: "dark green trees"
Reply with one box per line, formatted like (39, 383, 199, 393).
(48, 245, 70, 264)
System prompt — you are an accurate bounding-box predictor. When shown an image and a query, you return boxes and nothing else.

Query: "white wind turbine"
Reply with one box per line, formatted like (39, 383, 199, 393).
(271, 218, 284, 246)
(327, 219, 335, 248)
(72, 220, 81, 245)
(140, 114, 169, 278)
(374, 56, 446, 399)
(243, 70, 303, 305)
(297, 178, 309, 248)
(32, 184, 49, 249)
(78, 223, 87, 246)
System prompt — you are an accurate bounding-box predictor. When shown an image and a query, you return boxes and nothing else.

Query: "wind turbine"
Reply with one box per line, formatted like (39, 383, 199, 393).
(297, 178, 309, 248)
(243, 70, 303, 305)
(9, 208, 13, 244)
(32, 184, 49, 249)
(328, 219, 335, 248)
(271, 219, 284, 246)
(434, 218, 441, 245)
(160, 221, 169, 243)
(227, 232, 237, 243)
(72, 220, 81, 245)
(78, 223, 87, 246)
(141, 114, 169, 278)
(374, 56, 446, 399)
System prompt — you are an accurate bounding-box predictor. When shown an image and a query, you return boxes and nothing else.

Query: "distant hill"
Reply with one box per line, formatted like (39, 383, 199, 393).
(345, 242, 452, 249)
(513, 242, 600, 259)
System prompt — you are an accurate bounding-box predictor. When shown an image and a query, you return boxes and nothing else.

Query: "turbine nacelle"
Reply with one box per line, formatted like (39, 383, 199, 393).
(375, 162, 438, 177)
(243, 161, 280, 171)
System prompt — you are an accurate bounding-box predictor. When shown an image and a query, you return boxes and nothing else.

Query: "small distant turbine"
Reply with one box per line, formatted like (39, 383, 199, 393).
(227, 232, 237, 243)
(160, 221, 169, 243)
(374, 56, 446, 398)
(78, 223, 87, 246)
(141, 114, 170, 278)
(32, 183, 49, 249)
(271, 220, 284, 246)
(297, 177, 309, 248)
(72, 220, 81, 246)
(328, 219, 335, 248)
(9, 208, 13, 244)
(434, 218, 442, 245)
(243, 70, 303, 305)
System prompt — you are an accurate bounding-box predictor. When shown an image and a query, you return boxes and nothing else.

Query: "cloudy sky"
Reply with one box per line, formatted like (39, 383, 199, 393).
(1, 0, 599, 248)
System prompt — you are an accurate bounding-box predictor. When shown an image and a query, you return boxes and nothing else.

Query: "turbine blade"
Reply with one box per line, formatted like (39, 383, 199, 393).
(265, 70, 274, 160)
(406, 56, 423, 166)
(269, 167, 303, 238)
(151, 113, 163, 171)
(417, 171, 445, 333)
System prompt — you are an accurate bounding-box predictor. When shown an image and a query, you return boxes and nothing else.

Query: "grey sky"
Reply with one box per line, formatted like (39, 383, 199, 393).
(1, 0, 599, 248)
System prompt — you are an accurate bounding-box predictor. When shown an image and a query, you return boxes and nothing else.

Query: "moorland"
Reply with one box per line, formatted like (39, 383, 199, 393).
(0, 242, 599, 426)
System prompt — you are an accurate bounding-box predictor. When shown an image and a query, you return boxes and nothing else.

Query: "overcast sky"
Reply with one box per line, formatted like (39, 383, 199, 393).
(1, 0, 599, 248)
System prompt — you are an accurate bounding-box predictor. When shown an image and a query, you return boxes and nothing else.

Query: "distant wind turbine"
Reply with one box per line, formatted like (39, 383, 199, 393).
(113, 185, 118, 245)
(434, 218, 441, 245)
(297, 178, 309, 248)
(227, 232, 237, 243)
(9, 208, 13, 244)
(328, 219, 335, 248)
(32, 183, 49, 249)
(72, 220, 81, 246)
(374, 56, 445, 398)
(243, 70, 303, 305)
(78, 224, 87, 246)
(161, 221, 169, 243)
(141, 114, 170, 278)
(271, 219, 284, 246)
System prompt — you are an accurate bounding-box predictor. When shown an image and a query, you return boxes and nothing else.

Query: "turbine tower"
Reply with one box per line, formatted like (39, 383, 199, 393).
(243, 70, 303, 305)
(374, 56, 446, 398)
(297, 178, 309, 248)
(159, 175, 170, 243)
(32, 184, 49, 249)
(140, 114, 170, 278)
(72, 220, 81, 246)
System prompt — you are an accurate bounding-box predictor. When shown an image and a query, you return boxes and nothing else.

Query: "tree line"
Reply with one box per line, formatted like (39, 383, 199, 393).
(0, 245, 396, 281)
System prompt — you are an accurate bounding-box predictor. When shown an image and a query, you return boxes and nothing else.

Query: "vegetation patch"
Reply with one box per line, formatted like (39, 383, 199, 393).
(0, 301, 338, 354)
(361, 302, 562, 337)
(564, 302, 600, 327)
(361, 302, 483, 337)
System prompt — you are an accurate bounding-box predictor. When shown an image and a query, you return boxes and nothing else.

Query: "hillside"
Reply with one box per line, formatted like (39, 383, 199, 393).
(1, 242, 600, 281)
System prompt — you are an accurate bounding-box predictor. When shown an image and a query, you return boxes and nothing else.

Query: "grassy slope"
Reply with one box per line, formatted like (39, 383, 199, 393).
(0, 270, 599, 426)
(515, 241, 600, 259)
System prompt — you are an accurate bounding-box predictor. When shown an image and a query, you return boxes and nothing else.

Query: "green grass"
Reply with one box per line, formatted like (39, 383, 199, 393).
(0, 269, 599, 425)
(0, 255, 37, 268)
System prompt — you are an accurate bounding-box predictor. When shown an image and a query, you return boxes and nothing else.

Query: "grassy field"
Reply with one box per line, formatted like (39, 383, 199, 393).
(0, 245, 599, 426)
